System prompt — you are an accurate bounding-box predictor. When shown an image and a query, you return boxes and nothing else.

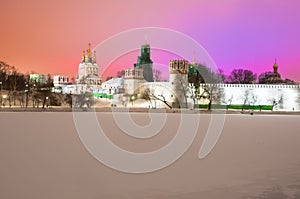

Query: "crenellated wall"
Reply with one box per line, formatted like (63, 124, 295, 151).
(199, 84, 300, 111)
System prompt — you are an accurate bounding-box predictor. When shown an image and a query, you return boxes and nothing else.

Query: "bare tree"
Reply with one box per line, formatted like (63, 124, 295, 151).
(258, 72, 275, 84)
(64, 94, 73, 108)
(270, 94, 284, 111)
(241, 90, 257, 111)
(141, 88, 153, 108)
(199, 83, 223, 110)
(0, 61, 10, 86)
(41, 74, 54, 109)
(153, 69, 162, 82)
(188, 68, 202, 109)
(222, 94, 233, 110)
(258, 71, 295, 84)
(116, 70, 125, 78)
(227, 69, 257, 84)
(189, 83, 197, 109)
(142, 88, 172, 109)
(16, 91, 26, 107)
(177, 76, 189, 108)
(32, 91, 42, 108)
(72, 92, 94, 108)
(241, 90, 250, 111)
(188, 63, 225, 110)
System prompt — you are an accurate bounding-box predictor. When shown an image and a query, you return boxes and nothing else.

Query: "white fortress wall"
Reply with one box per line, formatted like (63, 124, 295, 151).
(206, 84, 300, 111)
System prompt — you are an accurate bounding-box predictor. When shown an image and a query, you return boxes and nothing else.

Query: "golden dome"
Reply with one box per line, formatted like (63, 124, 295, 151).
(273, 59, 278, 69)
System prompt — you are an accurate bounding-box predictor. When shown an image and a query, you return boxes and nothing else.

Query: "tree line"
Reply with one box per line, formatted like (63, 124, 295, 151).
(189, 64, 295, 85)
(0, 61, 92, 109)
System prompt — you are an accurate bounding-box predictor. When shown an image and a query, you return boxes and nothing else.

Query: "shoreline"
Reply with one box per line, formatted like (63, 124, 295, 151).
(0, 107, 300, 115)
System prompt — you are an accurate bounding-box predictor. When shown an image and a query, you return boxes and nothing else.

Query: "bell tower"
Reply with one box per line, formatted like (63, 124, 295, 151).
(134, 41, 154, 82)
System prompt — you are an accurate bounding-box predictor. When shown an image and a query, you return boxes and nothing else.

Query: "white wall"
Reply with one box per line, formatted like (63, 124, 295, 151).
(212, 84, 300, 111)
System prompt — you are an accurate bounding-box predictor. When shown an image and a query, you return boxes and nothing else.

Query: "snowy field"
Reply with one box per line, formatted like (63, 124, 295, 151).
(0, 112, 300, 199)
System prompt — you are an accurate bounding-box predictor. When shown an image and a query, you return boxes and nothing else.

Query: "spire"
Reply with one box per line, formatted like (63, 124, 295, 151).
(144, 34, 148, 45)
(87, 43, 91, 57)
(192, 50, 197, 65)
(273, 58, 278, 74)
(93, 50, 96, 63)
(81, 51, 85, 62)
(274, 58, 278, 67)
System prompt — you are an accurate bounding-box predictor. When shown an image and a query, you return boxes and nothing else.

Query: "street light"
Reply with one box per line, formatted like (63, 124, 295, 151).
(45, 96, 49, 108)
(131, 95, 135, 106)
(25, 84, 29, 108)
(2, 94, 7, 107)
(122, 96, 127, 107)
(0, 82, 2, 107)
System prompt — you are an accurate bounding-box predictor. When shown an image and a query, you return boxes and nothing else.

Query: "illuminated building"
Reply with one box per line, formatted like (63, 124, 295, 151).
(169, 60, 189, 108)
(134, 41, 153, 82)
(75, 43, 101, 93)
(29, 74, 46, 84)
(124, 68, 145, 95)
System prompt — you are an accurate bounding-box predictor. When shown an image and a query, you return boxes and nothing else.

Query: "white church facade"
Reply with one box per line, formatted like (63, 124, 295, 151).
(72, 43, 102, 94)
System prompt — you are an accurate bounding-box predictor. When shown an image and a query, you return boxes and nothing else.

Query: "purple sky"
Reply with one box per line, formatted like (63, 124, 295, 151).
(0, 0, 299, 81)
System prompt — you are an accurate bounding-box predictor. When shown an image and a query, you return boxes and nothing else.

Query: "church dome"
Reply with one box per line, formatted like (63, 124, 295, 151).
(273, 59, 278, 69)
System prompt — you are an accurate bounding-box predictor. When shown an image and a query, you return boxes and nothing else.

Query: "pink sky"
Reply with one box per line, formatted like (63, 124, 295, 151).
(0, 0, 300, 81)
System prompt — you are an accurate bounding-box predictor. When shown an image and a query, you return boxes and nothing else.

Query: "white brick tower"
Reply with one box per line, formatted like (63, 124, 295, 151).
(169, 60, 189, 108)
